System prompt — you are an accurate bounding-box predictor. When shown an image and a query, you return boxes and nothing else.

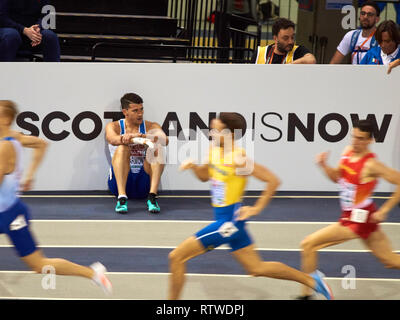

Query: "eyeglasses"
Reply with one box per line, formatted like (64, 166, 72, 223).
(360, 11, 376, 17)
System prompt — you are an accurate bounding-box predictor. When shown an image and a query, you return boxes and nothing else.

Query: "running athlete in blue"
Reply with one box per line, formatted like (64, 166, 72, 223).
(106, 93, 168, 214)
(168, 112, 333, 300)
(0, 100, 112, 295)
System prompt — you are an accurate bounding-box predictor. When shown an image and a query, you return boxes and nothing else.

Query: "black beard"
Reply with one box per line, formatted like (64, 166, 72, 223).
(276, 42, 292, 54)
(360, 21, 375, 30)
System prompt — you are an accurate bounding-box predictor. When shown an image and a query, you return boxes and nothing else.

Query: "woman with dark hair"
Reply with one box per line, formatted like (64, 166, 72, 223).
(361, 20, 400, 65)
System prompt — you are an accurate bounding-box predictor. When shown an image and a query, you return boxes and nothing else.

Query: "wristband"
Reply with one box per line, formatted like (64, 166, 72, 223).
(132, 137, 154, 149)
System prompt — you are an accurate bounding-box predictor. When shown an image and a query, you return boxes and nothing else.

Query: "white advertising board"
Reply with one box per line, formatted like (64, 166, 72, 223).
(1, 63, 399, 192)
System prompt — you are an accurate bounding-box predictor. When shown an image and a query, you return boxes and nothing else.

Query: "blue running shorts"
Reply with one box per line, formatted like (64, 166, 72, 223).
(195, 203, 253, 252)
(0, 199, 37, 257)
(108, 165, 150, 199)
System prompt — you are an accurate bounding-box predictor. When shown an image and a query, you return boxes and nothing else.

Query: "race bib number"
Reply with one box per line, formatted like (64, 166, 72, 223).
(210, 179, 225, 206)
(350, 208, 369, 223)
(218, 222, 239, 238)
(339, 179, 356, 210)
(130, 156, 144, 174)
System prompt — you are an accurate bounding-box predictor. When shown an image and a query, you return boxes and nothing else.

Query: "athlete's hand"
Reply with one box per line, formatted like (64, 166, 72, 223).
(21, 177, 34, 192)
(369, 209, 388, 223)
(179, 159, 196, 171)
(316, 152, 329, 167)
(236, 206, 261, 221)
(121, 133, 142, 145)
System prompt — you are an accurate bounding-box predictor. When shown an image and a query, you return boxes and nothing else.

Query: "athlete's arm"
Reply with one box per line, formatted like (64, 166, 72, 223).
(329, 50, 346, 64)
(315, 149, 346, 183)
(0, 141, 13, 186)
(105, 122, 125, 146)
(367, 159, 400, 222)
(15, 133, 48, 191)
(236, 157, 281, 220)
(105, 121, 139, 145)
(180, 159, 209, 182)
(251, 161, 281, 212)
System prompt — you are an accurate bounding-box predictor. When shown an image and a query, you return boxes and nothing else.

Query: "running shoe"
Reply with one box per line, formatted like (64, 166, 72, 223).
(312, 270, 334, 300)
(295, 295, 314, 300)
(91, 262, 113, 295)
(115, 196, 128, 214)
(147, 193, 160, 214)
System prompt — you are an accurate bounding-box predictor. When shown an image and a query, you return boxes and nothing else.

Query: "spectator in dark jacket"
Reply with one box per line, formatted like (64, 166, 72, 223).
(0, 0, 60, 61)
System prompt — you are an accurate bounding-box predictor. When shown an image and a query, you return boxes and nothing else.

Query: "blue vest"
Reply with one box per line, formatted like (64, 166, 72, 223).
(350, 29, 378, 64)
(361, 46, 400, 65)
(0, 137, 23, 212)
(118, 119, 147, 174)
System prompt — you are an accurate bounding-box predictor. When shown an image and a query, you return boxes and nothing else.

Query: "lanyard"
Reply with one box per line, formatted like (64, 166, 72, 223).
(266, 46, 286, 64)
(352, 30, 376, 64)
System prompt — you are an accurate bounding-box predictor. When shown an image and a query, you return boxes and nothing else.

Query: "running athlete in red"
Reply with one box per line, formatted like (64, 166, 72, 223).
(298, 119, 400, 299)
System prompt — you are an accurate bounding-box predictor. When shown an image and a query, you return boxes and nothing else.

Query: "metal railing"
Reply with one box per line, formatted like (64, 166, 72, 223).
(90, 42, 255, 63)
(168, 0, 260, 63)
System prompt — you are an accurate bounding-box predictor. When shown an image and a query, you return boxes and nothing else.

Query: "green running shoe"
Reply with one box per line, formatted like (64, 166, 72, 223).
(115, 196, 128, 214)
(147, 193, 160, 214)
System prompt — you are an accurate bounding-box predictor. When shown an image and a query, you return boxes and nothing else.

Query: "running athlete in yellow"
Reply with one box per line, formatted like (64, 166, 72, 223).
(168, 113, 333, 300)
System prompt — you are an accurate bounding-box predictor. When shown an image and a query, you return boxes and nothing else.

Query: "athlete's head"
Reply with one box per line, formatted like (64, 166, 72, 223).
(0, 100, 18, 127)
(352, 120, 374, 153)
(120, 93, 144, 125)
(272, 18, 296, 54)
(375, 20, 400, 55)
(359, 1, 381, 30)
(211, 113, 246, 147)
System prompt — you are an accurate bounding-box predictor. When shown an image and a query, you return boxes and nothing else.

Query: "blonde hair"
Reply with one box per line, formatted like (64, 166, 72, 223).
(0, 100, 18, 122)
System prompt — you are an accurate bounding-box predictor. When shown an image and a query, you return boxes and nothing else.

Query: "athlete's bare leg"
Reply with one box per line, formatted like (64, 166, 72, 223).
(363, 229, 400, 269)
(168, 236, 206, 300)
(21, 250, 94, 278)
(232, 244, 316, 289)
(144, 147, 165, 194)
(300, 223, 359, 296)
(112, 145, 131, 196)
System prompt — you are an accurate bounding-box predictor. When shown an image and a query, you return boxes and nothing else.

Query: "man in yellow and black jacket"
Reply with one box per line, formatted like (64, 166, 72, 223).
(253, 18, 316, 64)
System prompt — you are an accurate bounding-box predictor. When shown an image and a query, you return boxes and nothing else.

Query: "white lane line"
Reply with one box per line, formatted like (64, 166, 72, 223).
(29, 220, 400, 226)
(20, 195, 392, 199)
(21, 195, 115, 198)
(0, 297, 114, 300)
(0, 244, 397, 253)
(0, 271, 399, 282)
(0, 270, 400, 282)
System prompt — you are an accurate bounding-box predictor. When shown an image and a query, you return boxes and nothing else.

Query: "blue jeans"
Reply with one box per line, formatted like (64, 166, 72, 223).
(0, 27, 60, 62)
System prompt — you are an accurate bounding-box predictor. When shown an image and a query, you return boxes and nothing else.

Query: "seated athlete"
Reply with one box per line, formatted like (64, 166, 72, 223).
(298, 119, 400, 299)
(168, 112, 333, 300)
(0, 100, 112, 294)
(106, 93, 168, 214)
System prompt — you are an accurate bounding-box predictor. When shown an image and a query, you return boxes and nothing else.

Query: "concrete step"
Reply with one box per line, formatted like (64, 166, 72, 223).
(50, 0, 169, 16)
(55, 13, 178, 37)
